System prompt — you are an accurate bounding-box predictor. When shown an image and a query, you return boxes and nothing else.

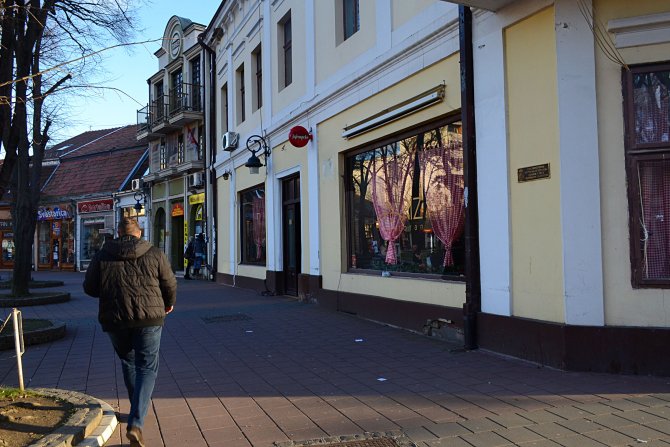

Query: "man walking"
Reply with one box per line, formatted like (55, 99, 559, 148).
(84, 217, 176, 447)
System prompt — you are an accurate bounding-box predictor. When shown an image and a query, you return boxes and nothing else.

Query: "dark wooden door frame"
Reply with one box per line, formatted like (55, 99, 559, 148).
(281, 175, 301, 296)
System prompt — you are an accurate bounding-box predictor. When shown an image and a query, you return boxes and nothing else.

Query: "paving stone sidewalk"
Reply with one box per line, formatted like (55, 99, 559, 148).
(1, 271, 669, 447)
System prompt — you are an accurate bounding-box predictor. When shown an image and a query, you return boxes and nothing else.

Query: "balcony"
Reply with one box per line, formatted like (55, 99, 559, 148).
(136, 106, 162, 140)
(149, 95, 180, 134)
(168, 83, 204, 127)
(143, 139, 204, 183)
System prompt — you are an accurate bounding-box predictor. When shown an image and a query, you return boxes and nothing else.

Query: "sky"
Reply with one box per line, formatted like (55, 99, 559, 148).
(57, 1, 218, 143)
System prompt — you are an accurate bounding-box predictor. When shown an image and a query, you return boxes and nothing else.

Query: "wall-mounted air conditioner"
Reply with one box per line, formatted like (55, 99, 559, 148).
(222, 131, 239, 152)
(188, 172, 205, 188)
(131, 179, 142, 191)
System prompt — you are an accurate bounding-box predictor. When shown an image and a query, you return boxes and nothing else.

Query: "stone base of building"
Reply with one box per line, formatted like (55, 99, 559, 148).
(478, 313, 670, 376)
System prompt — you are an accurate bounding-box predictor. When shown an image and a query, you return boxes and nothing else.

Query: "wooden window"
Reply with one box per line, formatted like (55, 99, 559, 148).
(624, 63, 670, 287)
(253, 45, 263, 111)
(279, 12, 292, 89)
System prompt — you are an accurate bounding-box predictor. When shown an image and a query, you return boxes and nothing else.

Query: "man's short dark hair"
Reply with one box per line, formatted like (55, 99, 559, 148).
(118, 217, 141, 236)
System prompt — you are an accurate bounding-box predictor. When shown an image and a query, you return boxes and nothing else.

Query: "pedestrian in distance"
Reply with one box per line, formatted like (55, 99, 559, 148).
(83, 217, 176, 447)
(184, 236, 195, 280)
(193, 233, 206, 278)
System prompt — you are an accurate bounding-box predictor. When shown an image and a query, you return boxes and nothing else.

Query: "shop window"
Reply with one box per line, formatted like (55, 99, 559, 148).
(624, 63, 670, 287)
(240, 186, 266, 265)
(81, 217, 106, 261)
(346, 120, 465, 278)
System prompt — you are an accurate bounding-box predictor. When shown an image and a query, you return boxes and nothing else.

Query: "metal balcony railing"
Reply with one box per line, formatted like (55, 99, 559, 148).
(149, 95, 169, 128)
(136, 105, 150, 135)
(168, 83, 204, 117)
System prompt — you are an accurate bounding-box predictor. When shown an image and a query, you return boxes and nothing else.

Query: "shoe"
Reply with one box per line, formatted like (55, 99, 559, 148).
(126, 426, 145, 447)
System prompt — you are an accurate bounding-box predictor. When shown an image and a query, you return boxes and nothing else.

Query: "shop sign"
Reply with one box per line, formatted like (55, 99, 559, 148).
(288, 126, 312, 148)
(0, 220, 12, 229)
(188, 193, 205, 205)
(78, 199, 114, 214)
(38, 206, 71, 221)
(172, 203, 184, 217)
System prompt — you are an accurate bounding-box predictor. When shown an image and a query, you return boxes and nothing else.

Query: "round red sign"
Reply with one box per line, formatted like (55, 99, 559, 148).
(288, 126, 311, 148)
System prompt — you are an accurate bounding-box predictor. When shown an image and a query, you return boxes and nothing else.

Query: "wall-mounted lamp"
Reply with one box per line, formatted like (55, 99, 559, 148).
(244, 134, 271, 175)
(133, 191, 145, 215)
(222, 169, 232, 180)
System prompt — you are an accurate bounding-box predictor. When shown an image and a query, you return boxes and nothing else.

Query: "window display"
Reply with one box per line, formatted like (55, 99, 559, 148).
(240, 186, 265, 265)
(346, 121, 465, 277)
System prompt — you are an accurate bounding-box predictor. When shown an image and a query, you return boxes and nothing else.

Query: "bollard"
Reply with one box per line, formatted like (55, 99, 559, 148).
(12, 308, 24, 392)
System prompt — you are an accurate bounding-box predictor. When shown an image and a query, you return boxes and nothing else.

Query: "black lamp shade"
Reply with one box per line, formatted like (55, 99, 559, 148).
(245, 153, 263, 172)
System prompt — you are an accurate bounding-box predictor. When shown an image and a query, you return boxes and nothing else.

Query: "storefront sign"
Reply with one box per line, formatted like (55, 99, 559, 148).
(188, 193, 205, 205)
(518, 163, 550, 182)
(172, 203, 184, 217)
(288, 126, 312, 148)
(38, 206, 72, 221)
(0, 220, 12, 229)
(78, 199, 114, 214)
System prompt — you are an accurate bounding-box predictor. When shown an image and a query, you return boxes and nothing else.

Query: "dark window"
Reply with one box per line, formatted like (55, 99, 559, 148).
(240, 186, 266, 265)
(280, 13, 292, 88)
(154, 81, 165, 121)
(170, 69, 183, 114)
(221, 84, 228, 132)
(624, 63, 670, 287)
(191, 56, 202, 111)
(238, 65, 245, 123)
(254, 46, 263, 110)
(343, 0, 360, 40)
(346, 120, 465, 279)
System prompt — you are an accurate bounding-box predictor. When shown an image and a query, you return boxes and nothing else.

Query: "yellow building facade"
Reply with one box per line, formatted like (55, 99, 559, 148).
(182, 0, 670, 375)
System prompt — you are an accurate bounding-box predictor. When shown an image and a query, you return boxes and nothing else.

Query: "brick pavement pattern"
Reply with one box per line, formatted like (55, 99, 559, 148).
(1, 272, 669, 447)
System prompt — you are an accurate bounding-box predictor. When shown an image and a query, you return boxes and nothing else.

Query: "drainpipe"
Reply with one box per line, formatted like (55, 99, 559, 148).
(198, 33, 218, 280)
(460, 5, 481, 350)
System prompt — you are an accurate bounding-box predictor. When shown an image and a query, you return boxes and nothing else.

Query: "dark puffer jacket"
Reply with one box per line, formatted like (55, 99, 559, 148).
(83, 236, 177, 331)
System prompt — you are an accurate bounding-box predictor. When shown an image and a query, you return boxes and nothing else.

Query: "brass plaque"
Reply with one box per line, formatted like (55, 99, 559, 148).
(518, 163, 550, 182)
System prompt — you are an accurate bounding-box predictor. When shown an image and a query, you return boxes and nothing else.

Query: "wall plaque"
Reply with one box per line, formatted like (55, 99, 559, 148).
(518, 163, 550, 182)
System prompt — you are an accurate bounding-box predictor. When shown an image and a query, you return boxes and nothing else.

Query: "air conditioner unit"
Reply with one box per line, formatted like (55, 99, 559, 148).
(131, 179, 142, 191)
(222, 131, 239, 152)
(188, 172, 205, 188)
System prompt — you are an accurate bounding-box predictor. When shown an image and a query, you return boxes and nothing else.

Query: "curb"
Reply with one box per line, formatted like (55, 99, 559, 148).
(0, 292, 71, 307)
(28, 389, 117, 447)
(0, 320, 67, 350)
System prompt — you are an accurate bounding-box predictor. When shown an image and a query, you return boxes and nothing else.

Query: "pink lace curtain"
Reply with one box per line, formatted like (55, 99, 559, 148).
(252, 195, 265, 260)
(635, 74, 670, 145)
(420, 139, 465, 267)
(371, 145, 414, 264)
(635, 73, 670, 279)
(639, 160, 670, 279)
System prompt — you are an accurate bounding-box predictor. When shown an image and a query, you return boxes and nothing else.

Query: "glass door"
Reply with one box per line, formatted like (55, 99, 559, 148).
(38, 221, 51, 269)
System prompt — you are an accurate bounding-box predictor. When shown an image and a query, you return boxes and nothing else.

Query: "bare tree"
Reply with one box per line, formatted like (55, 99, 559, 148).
(0, 0, 139, 295)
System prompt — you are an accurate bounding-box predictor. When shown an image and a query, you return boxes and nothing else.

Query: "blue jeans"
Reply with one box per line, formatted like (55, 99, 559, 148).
(107, 326, 162, 429)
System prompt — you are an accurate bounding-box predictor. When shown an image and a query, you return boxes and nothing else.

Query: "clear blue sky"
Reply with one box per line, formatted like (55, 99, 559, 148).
(58, 1, 217, 143)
